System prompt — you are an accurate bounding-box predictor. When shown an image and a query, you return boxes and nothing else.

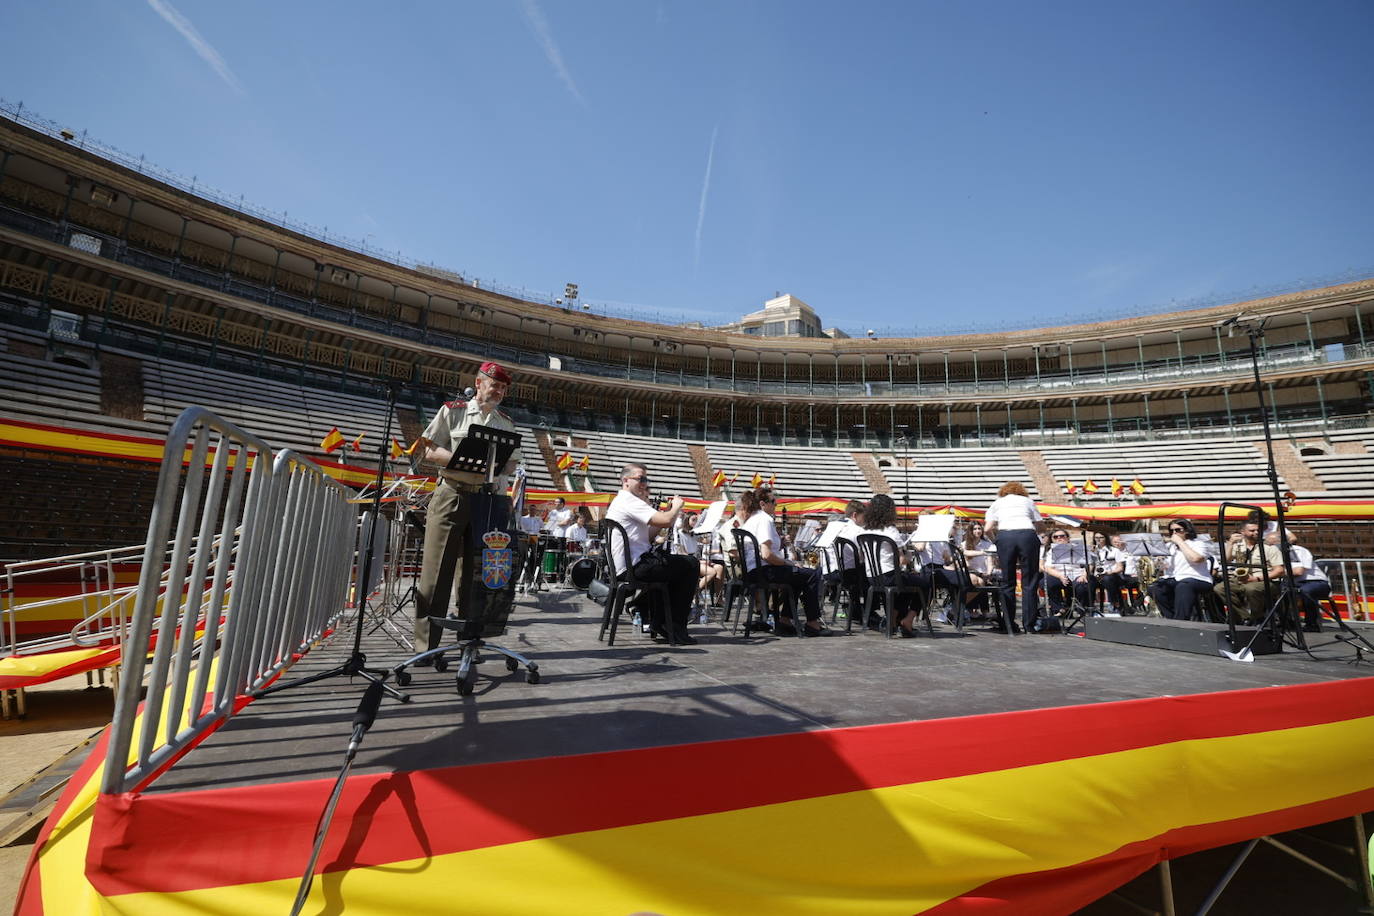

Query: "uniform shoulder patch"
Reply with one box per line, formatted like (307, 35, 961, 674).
(444, 399, 467, 410)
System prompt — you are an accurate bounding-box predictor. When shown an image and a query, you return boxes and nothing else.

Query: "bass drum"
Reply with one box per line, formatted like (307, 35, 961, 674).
(568, 557, 598, 590)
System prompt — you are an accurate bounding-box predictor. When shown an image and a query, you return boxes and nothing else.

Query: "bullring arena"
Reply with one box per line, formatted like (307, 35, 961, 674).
(1, 104, 1373, 915)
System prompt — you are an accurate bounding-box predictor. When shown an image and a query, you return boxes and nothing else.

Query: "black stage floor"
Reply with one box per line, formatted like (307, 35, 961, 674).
(152, 586, 1374, 796)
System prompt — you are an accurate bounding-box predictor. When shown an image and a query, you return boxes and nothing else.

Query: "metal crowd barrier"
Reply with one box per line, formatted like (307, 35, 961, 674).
(102, 408, 356, 795)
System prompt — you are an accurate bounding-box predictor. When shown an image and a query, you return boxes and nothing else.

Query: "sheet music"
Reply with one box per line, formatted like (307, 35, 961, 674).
(1121, 532, 1168, 557)
(910, 514, 955, 544)
(692, 499, 728, 534)
(813, 520, 848, 550)
(793, 519, 822, 549)
(1049, 541, 1088, 566)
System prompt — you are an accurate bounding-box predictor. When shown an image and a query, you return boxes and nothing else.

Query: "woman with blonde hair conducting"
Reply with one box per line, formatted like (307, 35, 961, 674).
(983, 481, 1044, 634)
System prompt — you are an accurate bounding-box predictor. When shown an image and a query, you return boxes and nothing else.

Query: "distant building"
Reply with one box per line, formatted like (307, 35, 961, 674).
(715, 294, 843, 338)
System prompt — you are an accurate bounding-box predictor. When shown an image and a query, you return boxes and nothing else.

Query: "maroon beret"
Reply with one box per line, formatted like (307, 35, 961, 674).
(478, 361, 512, 384)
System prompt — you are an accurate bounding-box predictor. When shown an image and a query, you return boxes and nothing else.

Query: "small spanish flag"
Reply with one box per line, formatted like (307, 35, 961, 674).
(1083, 478, 1099, 494)
(1064, 480, 1078, 495)
(767, 474, 777, 486)
(390, 438, 406, 460)
(728, 472, 739, 484)
(556, 452, 574, 471)
(1111, 478, 1123, 497)
(1130, 478, 1146, 495)
(750, 472, 763, 488)
(320, 427, 344, 453)
(349, 432, 366, 453)
(710, 470, 726, 488)
(578, 454, 590, 471)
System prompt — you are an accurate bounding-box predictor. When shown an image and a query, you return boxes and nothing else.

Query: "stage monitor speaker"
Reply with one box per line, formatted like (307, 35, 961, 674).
(1084, 616, 1280, 657)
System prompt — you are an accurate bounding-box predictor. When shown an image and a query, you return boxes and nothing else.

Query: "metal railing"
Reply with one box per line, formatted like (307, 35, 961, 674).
(101, 408, 356, 795)
(0, 544, 138, 656)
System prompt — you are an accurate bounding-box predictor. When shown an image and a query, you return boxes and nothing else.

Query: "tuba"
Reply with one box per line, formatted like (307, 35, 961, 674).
(1136, 555, 1158, 594)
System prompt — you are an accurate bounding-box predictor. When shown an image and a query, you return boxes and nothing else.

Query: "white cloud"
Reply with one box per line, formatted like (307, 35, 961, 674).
(694, 125, 718, 270)
(517, 0, 586, 105)
(146, 0, 244, 95)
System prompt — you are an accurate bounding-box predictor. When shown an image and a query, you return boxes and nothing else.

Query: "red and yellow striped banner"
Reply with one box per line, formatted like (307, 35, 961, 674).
(17, 677, 1374, 914)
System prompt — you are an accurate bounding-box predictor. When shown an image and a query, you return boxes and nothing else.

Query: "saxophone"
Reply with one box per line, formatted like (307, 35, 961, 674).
(1230, 541, 1252, 579)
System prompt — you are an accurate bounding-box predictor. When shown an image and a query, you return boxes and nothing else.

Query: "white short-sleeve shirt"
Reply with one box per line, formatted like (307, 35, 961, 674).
(740, 511, 781, 572)
(985, 494, 1041, 531)
(606, 490, 656, 572)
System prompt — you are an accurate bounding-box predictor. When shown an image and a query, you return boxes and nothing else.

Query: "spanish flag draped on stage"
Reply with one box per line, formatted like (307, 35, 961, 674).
(319, 427, 344, 453)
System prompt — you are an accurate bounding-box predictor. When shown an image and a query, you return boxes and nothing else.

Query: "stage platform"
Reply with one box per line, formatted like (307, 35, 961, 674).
(17, 586, 1374, 915)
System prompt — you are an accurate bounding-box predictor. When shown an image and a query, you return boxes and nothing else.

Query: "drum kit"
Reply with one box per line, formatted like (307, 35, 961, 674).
(520, 533, 605, 592)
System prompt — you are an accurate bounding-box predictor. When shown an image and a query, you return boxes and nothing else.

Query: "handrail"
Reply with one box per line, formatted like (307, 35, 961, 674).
(101, 408, 355, 795)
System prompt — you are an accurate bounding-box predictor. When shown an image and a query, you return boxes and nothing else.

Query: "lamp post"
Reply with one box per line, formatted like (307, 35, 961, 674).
(895, 425, 911, 521)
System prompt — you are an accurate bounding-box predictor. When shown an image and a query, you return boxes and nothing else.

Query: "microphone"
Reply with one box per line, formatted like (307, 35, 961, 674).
(347, 680, 386, 754)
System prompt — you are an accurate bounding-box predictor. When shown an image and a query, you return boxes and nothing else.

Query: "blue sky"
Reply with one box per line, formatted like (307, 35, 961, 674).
(2, 1, 1372, 334)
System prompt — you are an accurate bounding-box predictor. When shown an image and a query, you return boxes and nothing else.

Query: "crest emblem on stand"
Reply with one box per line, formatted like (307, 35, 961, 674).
(481, 530, 513, 590)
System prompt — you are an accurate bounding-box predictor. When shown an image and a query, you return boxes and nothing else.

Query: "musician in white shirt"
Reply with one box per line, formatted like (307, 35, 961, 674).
(1150, 518, 1213, 620)
(738, 488, 830, 636)
(984, 481, 1045, 633)
(1269, 529, 1328, 632)
(1041, 528, 1091, 615)
(545, 497, 573, 537)
(1099, 534, 1136, 614)
(861, 495, 925, 637)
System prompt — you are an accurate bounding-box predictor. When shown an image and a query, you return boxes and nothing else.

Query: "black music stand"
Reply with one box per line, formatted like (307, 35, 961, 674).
(393, 425, 539, 696)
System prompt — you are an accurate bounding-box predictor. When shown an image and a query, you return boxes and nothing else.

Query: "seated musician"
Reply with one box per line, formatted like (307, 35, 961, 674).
(862, 494, 925, 638)
(1151, 518, 1213, 620)
(1101, 534, 1138, 614)
(1268, 529, 1327, 632)
(959, 520, 997, 620)
(909, 509, 961, 623)
(823, 499, 874, 627)
(565, 506, 591, 549)
(1041, 528, 1091, 616)
(606, 462, 698, 644)
(1213, 517, 1284, 624)
(739, 487, 831, 636)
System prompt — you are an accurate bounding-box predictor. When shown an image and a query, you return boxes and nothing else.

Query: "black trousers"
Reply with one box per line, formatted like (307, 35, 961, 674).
(754, 563, 823, 621)
(1046, 576, 1091, 612)
(632, 552, 699, 630)
(1152, 577, 1210, 620)
(996, 529, 1042, 629)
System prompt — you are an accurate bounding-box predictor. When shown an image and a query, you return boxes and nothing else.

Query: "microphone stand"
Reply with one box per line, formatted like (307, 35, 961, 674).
(289, 679, 388, 916)
(254, 381, 410, 703)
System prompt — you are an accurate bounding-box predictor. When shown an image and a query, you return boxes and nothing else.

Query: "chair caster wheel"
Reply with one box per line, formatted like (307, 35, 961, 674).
(434, 657, 449, 673)
(395, 671, 412, 687)
(505, 658, 519, 672)
(526, 670, 540, 685)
